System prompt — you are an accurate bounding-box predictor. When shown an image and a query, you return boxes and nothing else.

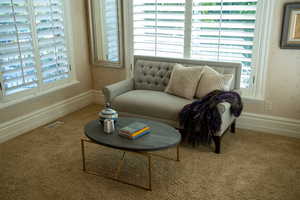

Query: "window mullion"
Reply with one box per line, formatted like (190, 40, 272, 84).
(0, 73, 4, 98)
(27, 0, 43, 91)
(61, 0, 72, 74)
(184, 0, 193, 58)
(49, 0, 60, 75)
(154, 0, 157, 56)
(217, 0, 224, 61)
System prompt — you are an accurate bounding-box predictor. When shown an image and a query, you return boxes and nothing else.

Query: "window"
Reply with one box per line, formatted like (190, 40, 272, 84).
(191, 0, 257, 88)
(133, 0, 186, 57)
(0, 0, 72, 98)
(87, 0, 123, 67)
(132, 0, 272, 96)
(102, 0, 120, 62)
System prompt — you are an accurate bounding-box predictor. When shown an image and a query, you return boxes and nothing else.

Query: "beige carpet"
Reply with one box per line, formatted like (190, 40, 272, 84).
(0, 104, 299, 200)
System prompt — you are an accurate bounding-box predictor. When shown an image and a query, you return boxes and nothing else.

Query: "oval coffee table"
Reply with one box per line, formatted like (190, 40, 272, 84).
(80, 117, 181, 191)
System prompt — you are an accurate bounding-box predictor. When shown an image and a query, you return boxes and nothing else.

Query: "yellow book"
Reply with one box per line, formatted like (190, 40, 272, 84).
(131, 127, 150, 137)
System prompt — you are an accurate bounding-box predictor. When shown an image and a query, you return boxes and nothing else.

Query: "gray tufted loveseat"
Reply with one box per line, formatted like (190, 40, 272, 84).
(103, 56, 241, 153)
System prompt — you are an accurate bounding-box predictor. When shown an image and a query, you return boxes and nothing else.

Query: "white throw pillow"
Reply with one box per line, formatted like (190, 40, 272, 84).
(165, 64, 203, 100)
(195, 66, 234, 98)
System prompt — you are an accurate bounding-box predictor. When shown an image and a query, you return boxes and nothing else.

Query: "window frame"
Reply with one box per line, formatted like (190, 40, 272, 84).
(127, 0, 275, 99)
(0, 0, 77, 105)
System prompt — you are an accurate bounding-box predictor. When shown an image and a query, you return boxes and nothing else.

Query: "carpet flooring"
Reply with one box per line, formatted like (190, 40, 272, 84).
(0, 104, 299, 200)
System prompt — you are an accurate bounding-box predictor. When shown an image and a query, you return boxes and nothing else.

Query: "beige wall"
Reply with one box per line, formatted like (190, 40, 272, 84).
(92, 0, 300, 120)
(92, 67, 126, 90)
(0, 0, 93, 123)
(244, 0, 300, 119)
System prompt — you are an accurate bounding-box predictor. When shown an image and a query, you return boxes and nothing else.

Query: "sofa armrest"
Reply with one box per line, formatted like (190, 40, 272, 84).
(216, 89, 241, 113)
(233, 89, 242, 96)
(102, 78, 134, 103)
(217, 102, 231, 114)
(215, 102, 236, 136)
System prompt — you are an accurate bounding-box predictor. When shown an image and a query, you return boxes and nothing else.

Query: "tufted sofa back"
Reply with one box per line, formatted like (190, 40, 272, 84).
(134, 60, 174, 91)
(134, 56, 242, 91)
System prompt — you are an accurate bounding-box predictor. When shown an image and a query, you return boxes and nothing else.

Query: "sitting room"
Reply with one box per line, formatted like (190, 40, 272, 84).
(0, 0, 299, 199)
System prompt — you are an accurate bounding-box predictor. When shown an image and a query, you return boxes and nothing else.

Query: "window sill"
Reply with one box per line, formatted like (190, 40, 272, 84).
(0, 80, 80, 110)
(242, 95, 265, 103)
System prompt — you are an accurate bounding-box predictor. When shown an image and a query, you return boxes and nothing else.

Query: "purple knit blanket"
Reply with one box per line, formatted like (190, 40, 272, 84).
(179, 90, 243, 145)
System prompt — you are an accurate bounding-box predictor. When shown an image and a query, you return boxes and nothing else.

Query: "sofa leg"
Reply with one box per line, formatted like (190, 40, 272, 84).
(212, 136, 221, 154)
(230, 121, 236, 133)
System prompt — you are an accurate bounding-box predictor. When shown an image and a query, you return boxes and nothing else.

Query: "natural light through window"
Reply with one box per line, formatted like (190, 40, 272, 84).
(0, 0, 71, 97)
(133, 0, 258, 89)
(133, 0, 185, 58)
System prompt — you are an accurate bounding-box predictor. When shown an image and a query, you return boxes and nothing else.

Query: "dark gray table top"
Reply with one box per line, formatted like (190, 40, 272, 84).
(84, 117, 181, 151)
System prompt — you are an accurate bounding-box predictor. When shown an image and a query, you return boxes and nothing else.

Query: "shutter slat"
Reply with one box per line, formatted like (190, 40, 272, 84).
(134, 41, 184, 47)
(192, 37, 253, 46)
(133, 13, 184, 20)
(192, 14, 256, 20)
(5, 82, 38, 95)
(192, 45, 252, 54)
(41, 59, 68, 71)
(4, 74, 37, 88)
(3, 67, 37, 81)
(43, 73, 69, 84)
(0, 42, 33, 54)
(42, 66, 69, 77)
(1, 57, 34, 71)
(193, 5, 256, 11)
(194, 0, 257, 2)
(191, 22, 255, 29)
(192, 30, 254, 37)
(134, 28, 184, 36)
(134, 20, 185, 28)
(2, 65, 35, 75)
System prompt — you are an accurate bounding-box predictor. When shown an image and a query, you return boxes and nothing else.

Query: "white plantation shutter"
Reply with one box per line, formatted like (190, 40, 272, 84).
(33, 0, 70, 84)
(132, 0, 259, 89)
(0, 0, 71, 98)
(103, 0, 119, 62)
(133, 0, 186, 58)
(0, 0, 38, 96)
(191, 0, 257, 88)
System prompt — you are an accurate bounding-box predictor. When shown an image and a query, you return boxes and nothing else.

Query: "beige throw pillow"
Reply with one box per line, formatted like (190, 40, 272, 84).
(165, 64, 203, 100)
(195, 66, 233, 98)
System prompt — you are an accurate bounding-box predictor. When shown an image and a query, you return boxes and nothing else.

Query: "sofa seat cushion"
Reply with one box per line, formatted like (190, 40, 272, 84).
(112, 90, 193, 121)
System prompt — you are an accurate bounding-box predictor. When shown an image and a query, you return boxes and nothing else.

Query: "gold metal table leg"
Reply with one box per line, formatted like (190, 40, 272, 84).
(177, 144, 180, 161)
(147, 153, 152, 191)
(81, 138, 86, 171)
(114, 152, 126, 178)
(80, 136, 179, 191)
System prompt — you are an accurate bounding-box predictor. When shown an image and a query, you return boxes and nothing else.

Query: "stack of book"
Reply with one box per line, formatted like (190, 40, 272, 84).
(119, 122, 151, 139)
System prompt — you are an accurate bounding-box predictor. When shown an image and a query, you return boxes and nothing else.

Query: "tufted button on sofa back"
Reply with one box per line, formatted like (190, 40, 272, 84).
(134, 60, 174, 91)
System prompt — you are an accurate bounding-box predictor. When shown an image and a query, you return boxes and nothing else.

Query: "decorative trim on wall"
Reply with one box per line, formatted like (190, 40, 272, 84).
(0, 90, 94, 143)
(1, 89, 299, 143)
(237, 112, 300, 138)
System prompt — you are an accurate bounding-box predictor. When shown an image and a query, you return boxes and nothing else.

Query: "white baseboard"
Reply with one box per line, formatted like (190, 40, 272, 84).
(237, 112, 300, 138)
(93, 90, 105, 105)
(0, 90, 94, 143)
(1, 89, 299, 143)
